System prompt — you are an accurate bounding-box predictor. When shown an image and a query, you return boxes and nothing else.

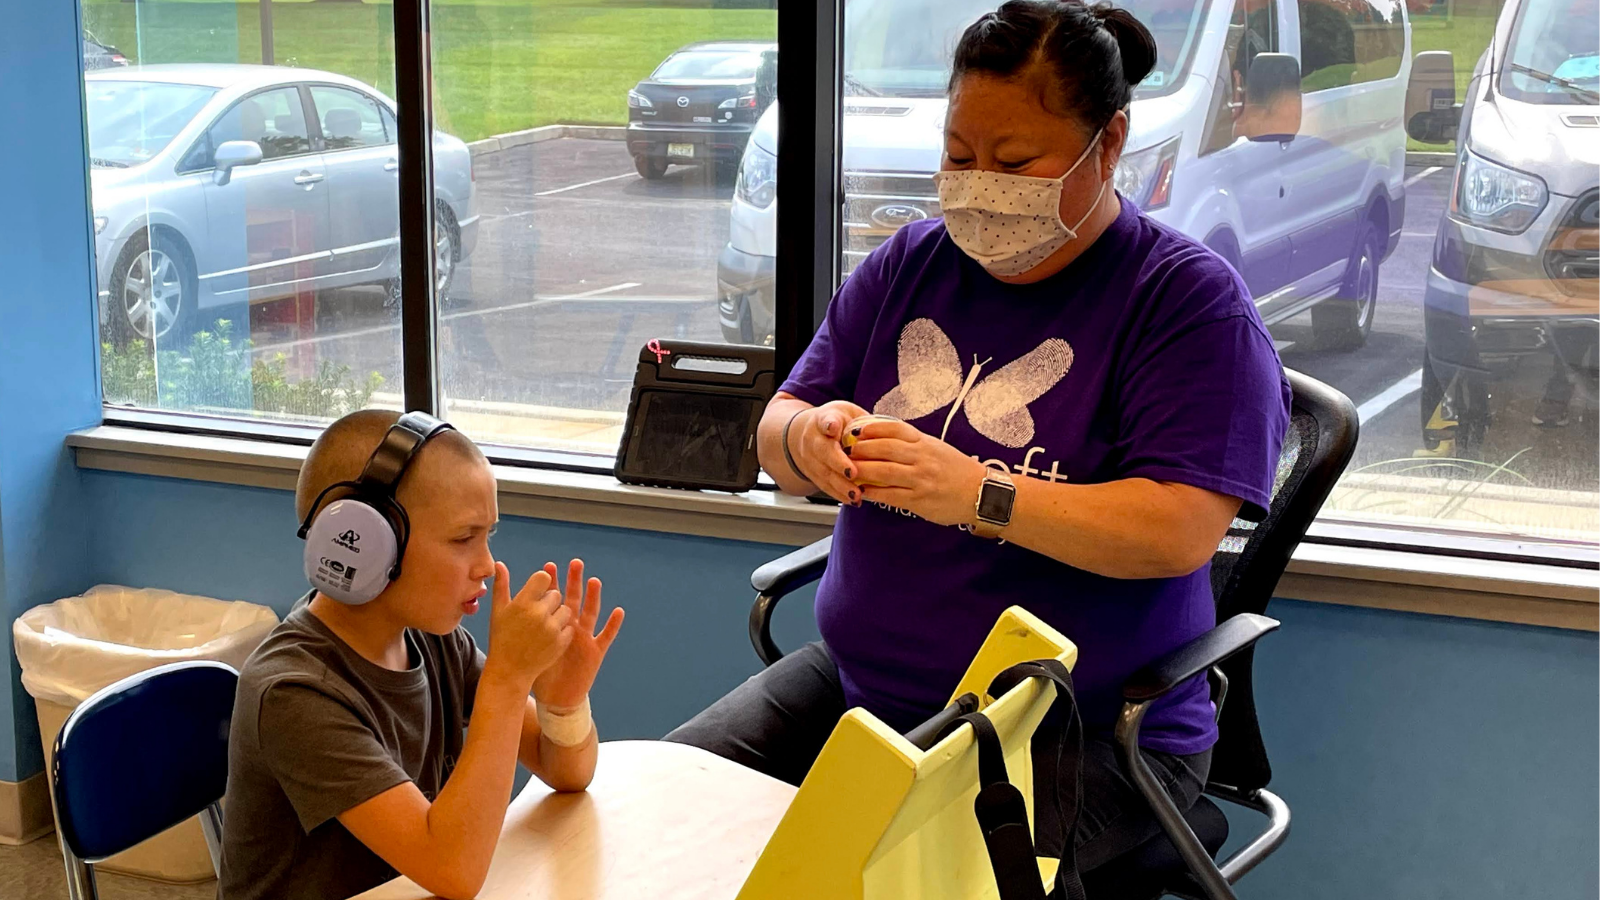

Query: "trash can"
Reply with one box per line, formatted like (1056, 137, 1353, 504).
(13, 585, 278, 883)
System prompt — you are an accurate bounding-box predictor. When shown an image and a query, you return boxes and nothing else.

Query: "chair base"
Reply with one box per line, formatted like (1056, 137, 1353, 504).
(1081, 797, 1229, 900)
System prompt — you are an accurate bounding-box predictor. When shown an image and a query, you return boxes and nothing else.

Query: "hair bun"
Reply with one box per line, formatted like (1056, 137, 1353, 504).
(1090, 4, 1158, 87)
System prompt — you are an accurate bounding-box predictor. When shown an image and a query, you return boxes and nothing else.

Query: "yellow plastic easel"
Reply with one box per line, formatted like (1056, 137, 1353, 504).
(737, 605, 1077, 900)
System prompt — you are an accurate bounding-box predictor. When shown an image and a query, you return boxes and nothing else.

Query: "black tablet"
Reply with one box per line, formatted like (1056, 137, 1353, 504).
(614, 341, 777, 493)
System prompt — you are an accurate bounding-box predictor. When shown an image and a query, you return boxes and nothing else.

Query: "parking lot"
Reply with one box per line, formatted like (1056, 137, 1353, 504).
(247, 138, 1595, 509)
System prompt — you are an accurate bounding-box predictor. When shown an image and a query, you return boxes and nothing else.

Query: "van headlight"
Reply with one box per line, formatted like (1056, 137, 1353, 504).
(94, 216, 108, 235)
(736, 142, 777, 209)
(1113, 135, 1180, 210)
(1451, 150, 1547, 234)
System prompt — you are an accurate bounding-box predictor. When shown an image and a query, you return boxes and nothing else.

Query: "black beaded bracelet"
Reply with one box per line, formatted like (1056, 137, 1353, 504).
(781, 408, 809, 483)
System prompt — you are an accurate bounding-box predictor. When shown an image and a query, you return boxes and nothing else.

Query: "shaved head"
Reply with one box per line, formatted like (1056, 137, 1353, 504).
(296, 409, 488, 523)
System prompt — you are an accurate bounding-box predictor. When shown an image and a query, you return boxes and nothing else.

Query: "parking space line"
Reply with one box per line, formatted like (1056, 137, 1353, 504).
(441, 282, 643, 321)
(247, 283, 714, 355)
(1357, 368, 1424, 426)
(535, 172, 637, 197)
(1404, 166, 1446, 188)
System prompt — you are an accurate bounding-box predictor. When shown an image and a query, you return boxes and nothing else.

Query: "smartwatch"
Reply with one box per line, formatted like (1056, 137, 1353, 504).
(972, 468, 1016, 540)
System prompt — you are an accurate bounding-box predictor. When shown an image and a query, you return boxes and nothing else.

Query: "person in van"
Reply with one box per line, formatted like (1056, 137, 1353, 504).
(670, 0, 1290, 877)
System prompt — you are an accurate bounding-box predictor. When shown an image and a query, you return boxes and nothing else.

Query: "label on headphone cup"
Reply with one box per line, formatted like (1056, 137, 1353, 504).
(315, 556, 360, 592)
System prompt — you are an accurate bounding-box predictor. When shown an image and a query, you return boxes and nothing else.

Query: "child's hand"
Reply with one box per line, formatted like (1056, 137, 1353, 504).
(484, 561, 575, 692)
(532, 559, 625, 711)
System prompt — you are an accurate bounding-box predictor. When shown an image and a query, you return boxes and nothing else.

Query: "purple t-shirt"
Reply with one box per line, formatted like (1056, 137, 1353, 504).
(781, 198, 1290, 754)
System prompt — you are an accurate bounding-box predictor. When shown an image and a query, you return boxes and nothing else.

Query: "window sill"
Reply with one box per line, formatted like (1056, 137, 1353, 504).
(67, 426, 1599, 632)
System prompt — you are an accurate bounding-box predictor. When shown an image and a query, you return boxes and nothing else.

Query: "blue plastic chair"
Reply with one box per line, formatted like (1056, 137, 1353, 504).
(50, 660, 238, 900)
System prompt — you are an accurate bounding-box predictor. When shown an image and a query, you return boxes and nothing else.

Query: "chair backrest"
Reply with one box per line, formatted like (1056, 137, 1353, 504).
(53, 660, 238, 862)
(1205, 369, 1358, 791)
(738, 607, 1077, 900)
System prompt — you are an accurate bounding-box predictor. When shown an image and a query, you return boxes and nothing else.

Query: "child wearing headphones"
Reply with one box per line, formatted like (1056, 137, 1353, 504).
(219, 410, 625, 900)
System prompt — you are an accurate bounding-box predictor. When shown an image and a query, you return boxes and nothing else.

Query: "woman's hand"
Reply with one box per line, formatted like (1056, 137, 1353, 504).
(531, 559, 624, 710)
(788, 400, 870, 504)
(847, 419, 989, 527)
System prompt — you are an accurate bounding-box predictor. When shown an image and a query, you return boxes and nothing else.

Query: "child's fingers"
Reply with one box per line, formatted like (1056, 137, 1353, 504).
(565, 559, 585, 613)
(518, 569, 553, 605)
(595, 608, 625, 656)
(581, 578, 603, 629)
(492, 561, 511, 613)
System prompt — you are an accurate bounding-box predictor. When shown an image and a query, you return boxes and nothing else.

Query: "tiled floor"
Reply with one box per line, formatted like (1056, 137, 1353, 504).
(0, 835, 217, 899)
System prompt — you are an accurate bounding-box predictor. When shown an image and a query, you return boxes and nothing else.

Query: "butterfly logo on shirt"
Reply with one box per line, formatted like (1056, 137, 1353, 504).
(873, 318, 1074, 449)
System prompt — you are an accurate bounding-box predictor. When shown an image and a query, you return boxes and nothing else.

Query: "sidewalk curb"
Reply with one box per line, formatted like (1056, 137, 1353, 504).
(468, 125, 627, 158)
(1406, 150, 1457, 167)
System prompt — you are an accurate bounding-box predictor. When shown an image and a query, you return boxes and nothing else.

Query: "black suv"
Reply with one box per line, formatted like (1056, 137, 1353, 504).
(627, 41, 776, 180)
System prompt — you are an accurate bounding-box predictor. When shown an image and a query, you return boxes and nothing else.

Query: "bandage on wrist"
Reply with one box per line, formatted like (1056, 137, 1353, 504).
(537, 695, 593, 748)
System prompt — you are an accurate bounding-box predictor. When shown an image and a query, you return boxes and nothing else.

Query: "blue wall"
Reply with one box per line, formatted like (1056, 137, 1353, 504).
(80, 470, 1600, 899)
(0, 0, 102, 782)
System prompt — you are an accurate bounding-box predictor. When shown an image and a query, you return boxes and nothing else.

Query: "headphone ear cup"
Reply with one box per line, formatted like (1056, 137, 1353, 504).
(302, 499, 400, 606)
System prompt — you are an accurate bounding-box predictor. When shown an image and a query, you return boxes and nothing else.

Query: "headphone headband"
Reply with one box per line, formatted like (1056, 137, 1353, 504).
(358, 411, 454, 493)
(296, 411, 456, 603)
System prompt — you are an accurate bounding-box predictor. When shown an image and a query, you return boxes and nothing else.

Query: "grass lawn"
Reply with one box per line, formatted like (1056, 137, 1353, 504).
(83, 0, 776, 142)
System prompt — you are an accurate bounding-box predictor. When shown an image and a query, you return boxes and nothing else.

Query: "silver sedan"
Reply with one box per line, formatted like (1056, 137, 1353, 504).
(87, 64, 478, 343)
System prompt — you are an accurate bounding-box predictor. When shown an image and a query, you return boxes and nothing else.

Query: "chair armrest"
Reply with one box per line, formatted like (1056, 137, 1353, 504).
(751, 536, 833, 596)
(1122, 614, 1279, 704)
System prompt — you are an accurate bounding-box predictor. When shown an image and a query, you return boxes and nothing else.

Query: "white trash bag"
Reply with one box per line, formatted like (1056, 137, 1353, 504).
(13, 584, 278, 708)
(11, 585, 278, 883)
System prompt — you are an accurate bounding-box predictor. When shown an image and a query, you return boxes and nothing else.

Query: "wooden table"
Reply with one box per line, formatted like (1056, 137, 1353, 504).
(352, 741, 798, 900)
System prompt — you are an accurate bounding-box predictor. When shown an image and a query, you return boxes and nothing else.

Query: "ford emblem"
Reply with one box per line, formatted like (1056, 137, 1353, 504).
(677, 96, 690, 108)
(870, 204, 929, 229)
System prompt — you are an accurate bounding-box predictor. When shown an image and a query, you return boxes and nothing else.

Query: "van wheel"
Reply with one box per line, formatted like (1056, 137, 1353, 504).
(635, 155, 669, 180)
(1313, 222, 1379, 352)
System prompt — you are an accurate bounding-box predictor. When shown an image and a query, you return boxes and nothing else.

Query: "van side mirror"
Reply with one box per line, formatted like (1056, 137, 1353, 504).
(1239, 53, 1303, 143)
(212, 140, 263, 186)
(1406, 51, 1461, 144)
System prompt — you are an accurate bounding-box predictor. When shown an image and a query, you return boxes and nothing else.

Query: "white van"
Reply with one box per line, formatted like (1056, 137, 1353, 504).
(718, 0, 1412, 350)
(1410, 0, 1598, 454)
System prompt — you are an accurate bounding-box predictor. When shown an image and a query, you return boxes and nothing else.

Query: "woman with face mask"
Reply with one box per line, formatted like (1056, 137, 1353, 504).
(668, 0, 1291, 876)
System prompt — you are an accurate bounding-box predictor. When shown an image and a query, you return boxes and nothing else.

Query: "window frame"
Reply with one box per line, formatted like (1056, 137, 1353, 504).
(94, 0, 1600, 574)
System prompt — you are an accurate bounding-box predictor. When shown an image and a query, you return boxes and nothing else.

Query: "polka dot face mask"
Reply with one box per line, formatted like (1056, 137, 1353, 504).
(933, 127, 1107, 278)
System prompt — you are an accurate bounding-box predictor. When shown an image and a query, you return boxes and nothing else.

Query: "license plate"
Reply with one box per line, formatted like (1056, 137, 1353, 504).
(693, 116, 712, 124)
(667, 143, 695, 158)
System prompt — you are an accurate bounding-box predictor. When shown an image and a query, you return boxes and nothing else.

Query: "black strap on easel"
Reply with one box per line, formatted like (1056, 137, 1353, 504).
(957, 658, 1086, 900)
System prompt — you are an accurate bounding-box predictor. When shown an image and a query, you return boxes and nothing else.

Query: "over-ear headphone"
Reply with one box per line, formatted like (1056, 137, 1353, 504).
(298, 411, 455, 605)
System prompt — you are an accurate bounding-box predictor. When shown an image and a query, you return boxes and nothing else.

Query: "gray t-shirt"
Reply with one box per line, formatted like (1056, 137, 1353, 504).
(219, 596, 486, 900)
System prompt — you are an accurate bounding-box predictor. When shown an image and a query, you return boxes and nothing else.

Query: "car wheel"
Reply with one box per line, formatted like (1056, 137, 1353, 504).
(635, 155, 669, 180)
(1313, 221, 1379, 352)
(108, 229, 195, 347)
(434, 203, 461, 305)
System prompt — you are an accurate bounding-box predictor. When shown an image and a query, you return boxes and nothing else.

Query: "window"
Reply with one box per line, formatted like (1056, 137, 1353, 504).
(1498, 0, 1600, 104)
(1297, 0, 1405, 92)
(837, 0, 1596, 555)
(81, 0, 1598, 560)
(1200, 0, 1279, 156)
(86, 1, 402, 424)
(310, 86, 391, 151)
(427, 4, 778, 453)
(206, 88, 314, 163)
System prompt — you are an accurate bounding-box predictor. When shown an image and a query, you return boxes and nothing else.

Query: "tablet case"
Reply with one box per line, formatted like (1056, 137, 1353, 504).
(614, 340, 777, 493)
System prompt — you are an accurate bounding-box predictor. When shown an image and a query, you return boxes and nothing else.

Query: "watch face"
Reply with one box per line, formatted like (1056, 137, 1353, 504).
(978, 480, 1016, 523)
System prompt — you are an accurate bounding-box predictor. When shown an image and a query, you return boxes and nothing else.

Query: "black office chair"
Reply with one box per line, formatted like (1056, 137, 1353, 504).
(51, 660, 239, 900)
(744, 369, 1358, 900)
